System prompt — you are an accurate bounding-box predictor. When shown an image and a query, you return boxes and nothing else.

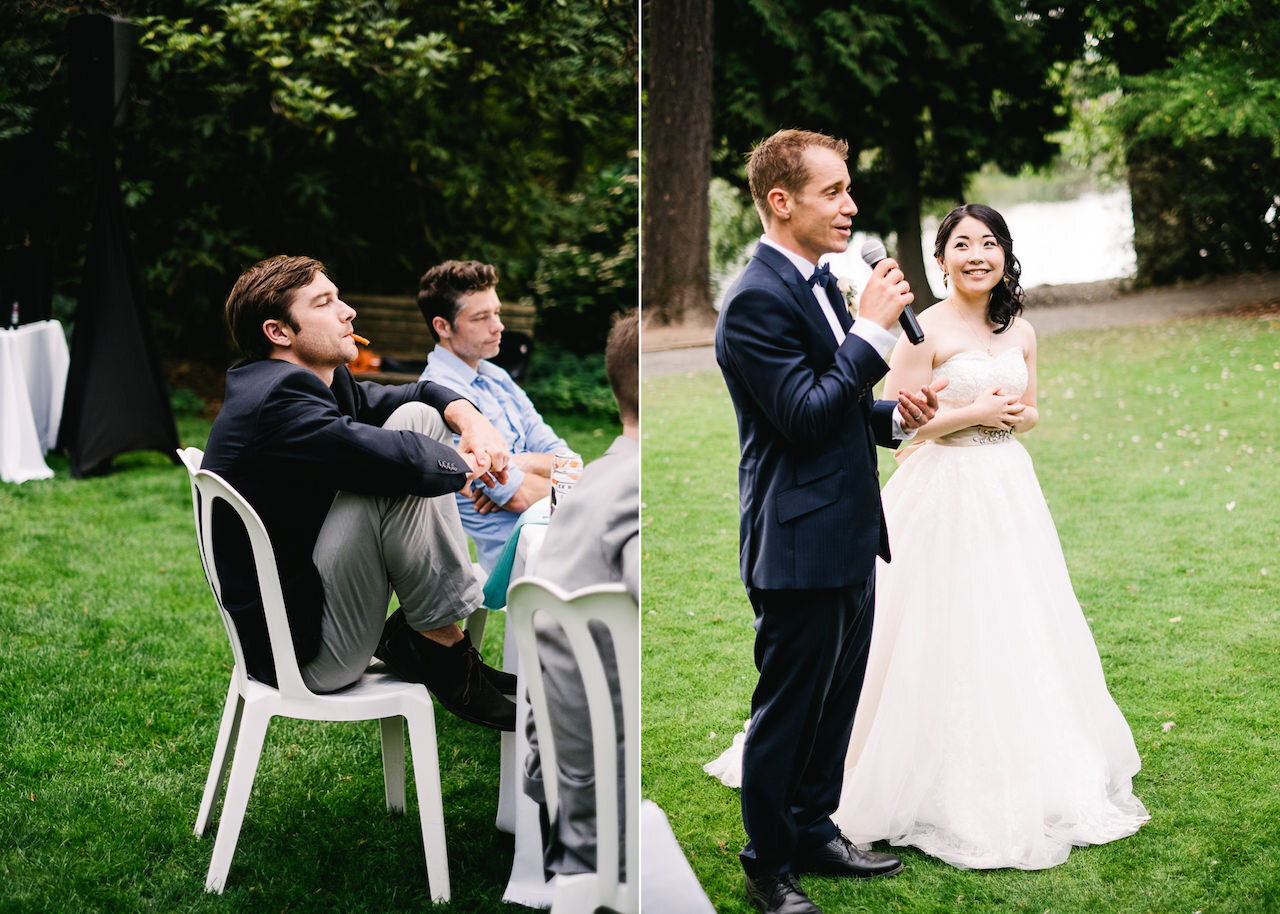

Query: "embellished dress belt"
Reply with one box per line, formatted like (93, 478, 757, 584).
(934, 428, 1015, 447)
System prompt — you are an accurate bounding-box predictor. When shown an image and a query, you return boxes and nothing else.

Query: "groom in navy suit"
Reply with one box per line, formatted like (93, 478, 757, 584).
(715, 129, 944, 914)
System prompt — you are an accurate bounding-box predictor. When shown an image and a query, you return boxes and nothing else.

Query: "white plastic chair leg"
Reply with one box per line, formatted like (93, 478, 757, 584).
(406, 705, 450, 903)
(195, 679, 244, 837)
(204, 710, 271, 893)
(379, 716, 407, 813)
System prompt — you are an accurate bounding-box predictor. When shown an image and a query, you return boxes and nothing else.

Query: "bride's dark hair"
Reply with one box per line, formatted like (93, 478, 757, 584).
(933, 203, 1024, 333)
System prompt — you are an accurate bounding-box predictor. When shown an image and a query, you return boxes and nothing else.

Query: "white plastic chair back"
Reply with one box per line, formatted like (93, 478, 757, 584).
(178, 445, 311, 698)
(179, 447, 253, 702)
(506, 576, 638, 914)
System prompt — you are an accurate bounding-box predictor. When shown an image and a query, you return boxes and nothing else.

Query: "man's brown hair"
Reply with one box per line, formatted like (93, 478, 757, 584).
(417, 260, 499, 341)
(746, 129, 850, 225)
(605, 309, 639, 425)
(225, 255, 328, 360)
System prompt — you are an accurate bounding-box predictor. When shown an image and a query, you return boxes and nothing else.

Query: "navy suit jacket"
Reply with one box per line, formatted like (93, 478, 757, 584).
(202, 360, 470, 685)
(715, 242, 897, 592)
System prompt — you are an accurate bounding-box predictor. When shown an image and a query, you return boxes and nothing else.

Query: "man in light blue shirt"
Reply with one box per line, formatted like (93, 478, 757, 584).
(418, 260, 570, 572)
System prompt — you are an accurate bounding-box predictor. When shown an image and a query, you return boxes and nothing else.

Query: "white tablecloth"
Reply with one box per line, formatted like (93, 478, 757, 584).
(0, 320, 69, 484)
(498, 523, 559, 908)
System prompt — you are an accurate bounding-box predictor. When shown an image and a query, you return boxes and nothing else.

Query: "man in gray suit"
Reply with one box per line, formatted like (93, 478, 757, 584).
(523, 309, 639, 877)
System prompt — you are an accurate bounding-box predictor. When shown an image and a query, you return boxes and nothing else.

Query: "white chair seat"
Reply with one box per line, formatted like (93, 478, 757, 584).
(178, 446, 450, 899)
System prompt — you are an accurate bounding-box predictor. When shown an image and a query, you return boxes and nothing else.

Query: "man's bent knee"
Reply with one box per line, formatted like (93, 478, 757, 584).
(384, 402, 450, 443)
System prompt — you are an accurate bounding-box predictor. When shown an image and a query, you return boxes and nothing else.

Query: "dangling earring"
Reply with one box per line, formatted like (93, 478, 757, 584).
(1002, 274, 1011, 287)
(942, 273, 949, 288)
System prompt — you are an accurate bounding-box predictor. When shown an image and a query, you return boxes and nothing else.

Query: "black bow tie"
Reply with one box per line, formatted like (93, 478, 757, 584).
(810, 262, 852, 332)
(810, 262, 834, 288)
(811, 263, 843, 302)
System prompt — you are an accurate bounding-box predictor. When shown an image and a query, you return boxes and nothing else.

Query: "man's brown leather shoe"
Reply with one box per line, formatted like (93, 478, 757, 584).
(794, 833, 903, 878)
(744, 873, 821, 914)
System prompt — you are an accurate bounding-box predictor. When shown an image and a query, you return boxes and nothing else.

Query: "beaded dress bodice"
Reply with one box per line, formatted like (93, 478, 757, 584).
(933, 347, 1027, 446)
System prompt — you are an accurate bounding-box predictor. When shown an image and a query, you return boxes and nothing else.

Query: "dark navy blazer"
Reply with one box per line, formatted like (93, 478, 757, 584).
(715, 242, 897, 592)
(202, 360, 470, 685)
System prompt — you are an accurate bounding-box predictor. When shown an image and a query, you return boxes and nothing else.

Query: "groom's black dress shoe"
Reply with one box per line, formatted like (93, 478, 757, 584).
(744, 873, 821, 914)
(794, 833, 903, 878)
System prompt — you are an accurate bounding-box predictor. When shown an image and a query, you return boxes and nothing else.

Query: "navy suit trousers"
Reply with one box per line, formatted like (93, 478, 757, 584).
(739, 574, 876, 876)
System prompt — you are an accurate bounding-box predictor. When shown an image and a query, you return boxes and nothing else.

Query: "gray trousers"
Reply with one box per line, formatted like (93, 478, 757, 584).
(302, 402, 482, 693)
(524, 620, 626, 877)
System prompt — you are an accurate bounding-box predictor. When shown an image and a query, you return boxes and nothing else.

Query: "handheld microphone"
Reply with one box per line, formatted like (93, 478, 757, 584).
(860, 239, 924, 345)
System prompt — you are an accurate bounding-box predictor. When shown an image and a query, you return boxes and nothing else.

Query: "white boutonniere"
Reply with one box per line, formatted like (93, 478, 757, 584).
(836, 274, 859, 320)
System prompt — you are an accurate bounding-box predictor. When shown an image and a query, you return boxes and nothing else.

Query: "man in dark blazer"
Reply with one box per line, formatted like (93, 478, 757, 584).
(203, 254, 517, 731)
(715, 130, 943, 914)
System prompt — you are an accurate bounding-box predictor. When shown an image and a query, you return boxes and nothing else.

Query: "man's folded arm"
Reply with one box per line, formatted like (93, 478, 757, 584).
(262, 373, 469, 497)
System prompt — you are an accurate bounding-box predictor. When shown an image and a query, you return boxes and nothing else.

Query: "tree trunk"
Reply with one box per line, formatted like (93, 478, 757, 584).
(642, 0, 715, 327)
(887, 136, 939, 311)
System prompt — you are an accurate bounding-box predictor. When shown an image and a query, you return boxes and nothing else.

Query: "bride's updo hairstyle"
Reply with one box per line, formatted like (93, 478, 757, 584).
(934, 203, 1025, 333)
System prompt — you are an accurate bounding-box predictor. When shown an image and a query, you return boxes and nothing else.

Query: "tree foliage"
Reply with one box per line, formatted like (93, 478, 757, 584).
(1084, 0, 1280, 283)
(530, 151, 638, 355)
(1, 0, 637, 361)
(712, 0, 1087, 303)
(1099, 0, 1280, 148)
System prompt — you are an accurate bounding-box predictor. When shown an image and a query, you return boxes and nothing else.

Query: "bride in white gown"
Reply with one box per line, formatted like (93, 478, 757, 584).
(706, 204, 1149, 870)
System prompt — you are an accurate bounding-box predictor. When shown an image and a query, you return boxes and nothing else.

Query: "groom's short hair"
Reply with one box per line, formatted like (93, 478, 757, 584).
(747, 129, 850, 226)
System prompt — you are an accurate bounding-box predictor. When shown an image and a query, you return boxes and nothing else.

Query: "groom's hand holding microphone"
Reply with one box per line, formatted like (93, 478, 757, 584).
(855, 250, 916, 337)
(850, 240, 945, 431)
(860, 239, 924, 345)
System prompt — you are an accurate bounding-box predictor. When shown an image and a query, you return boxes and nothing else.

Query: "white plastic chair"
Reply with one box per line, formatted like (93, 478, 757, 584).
(177, 447, 450, 899)
(506, 576, 638, 914)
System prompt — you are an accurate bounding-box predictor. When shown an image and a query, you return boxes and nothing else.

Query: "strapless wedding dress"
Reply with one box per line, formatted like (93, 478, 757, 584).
(705, 347, 1149, 870)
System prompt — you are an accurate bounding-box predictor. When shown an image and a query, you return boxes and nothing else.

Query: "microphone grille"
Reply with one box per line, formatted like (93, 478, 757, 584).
(860, 239, 887, 266)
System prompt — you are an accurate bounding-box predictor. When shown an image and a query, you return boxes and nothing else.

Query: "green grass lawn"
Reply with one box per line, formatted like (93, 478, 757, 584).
(0, 407, 617, 913)
(641, 312, 1280, 913)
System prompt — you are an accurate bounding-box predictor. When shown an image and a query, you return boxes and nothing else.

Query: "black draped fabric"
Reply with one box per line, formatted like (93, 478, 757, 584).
(58, 154, 179, 477)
